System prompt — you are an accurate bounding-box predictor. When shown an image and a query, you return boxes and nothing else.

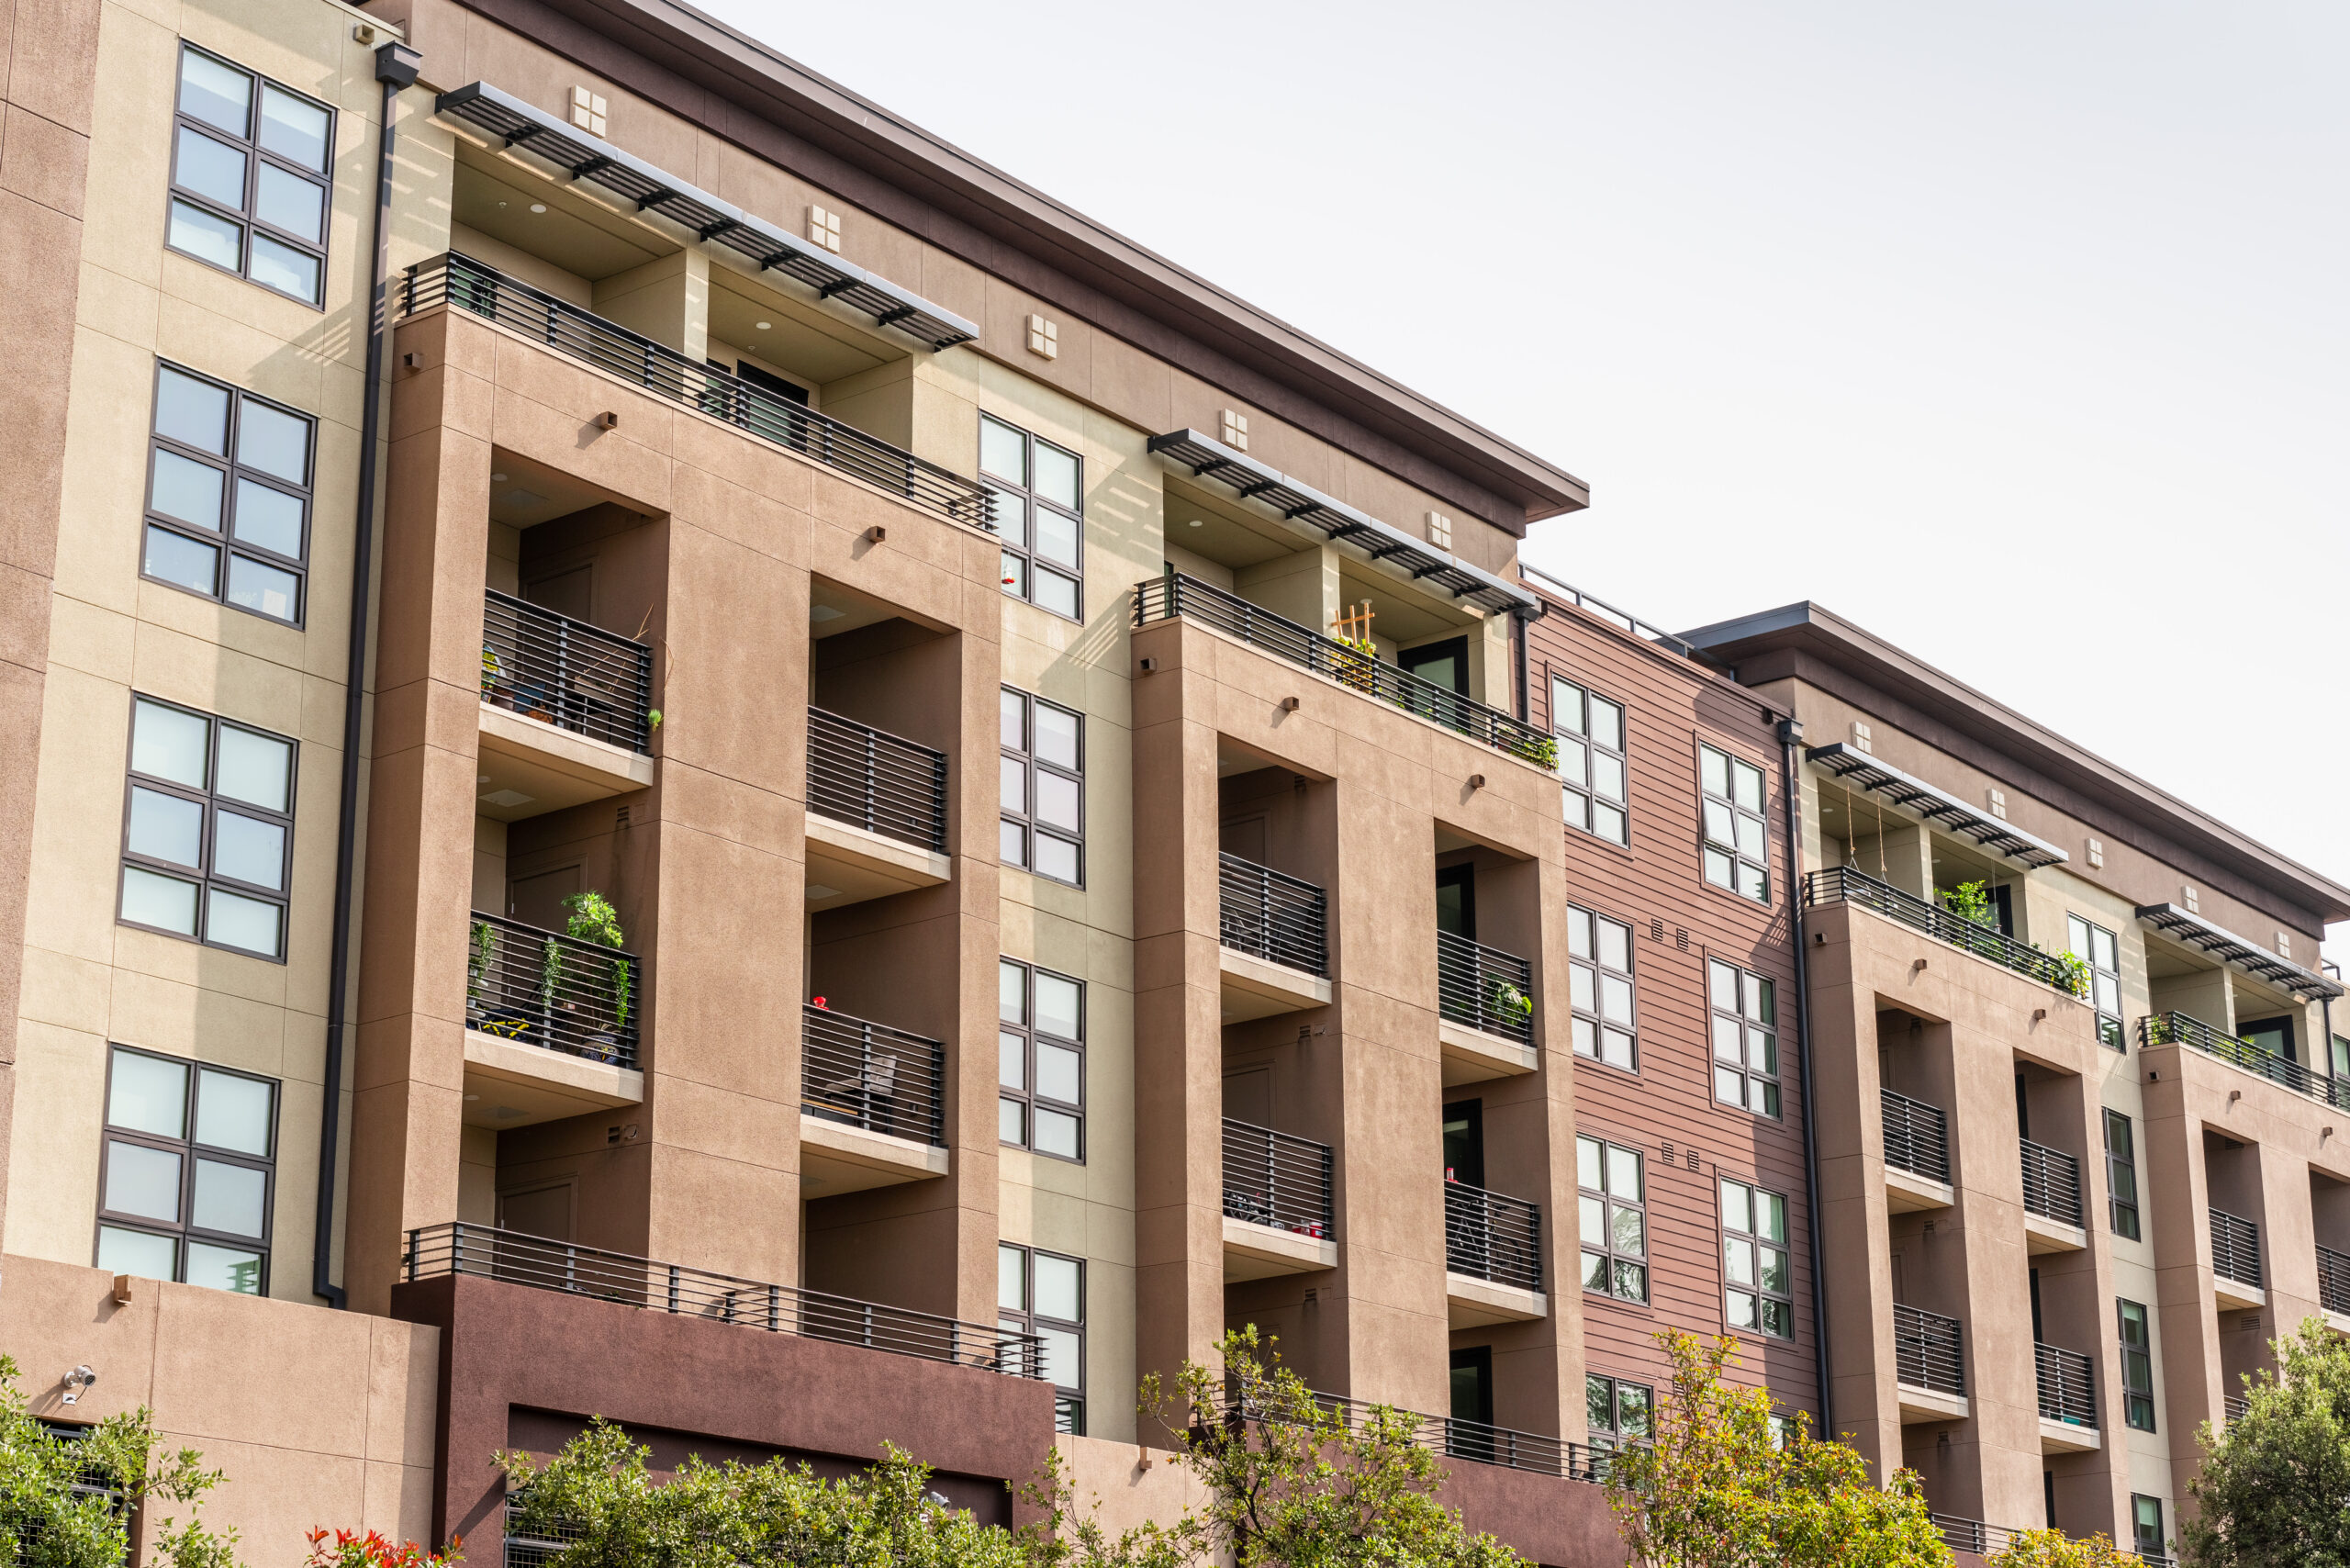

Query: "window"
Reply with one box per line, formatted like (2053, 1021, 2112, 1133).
(999, 1242, 1084, 1433)
(1000, 688, 1082, 885)
(999, 959, 1083, 1161)
(1700, 745, 1770, 902)
(1768, 1413, 1800, 1449)
(168, 45, 332, 306)
(142, 362, 312, 623)
(2118, 1298, 2155, 1431)
(1551, 678, 1628, 845)
(2104, 1109, 2141, 1241)
(1567, 907, 1638, 1071)
(1709, 960, 1780, 1118)
(1577, 1135, 1647, 1304)
(95, 1046, 276, 1294)
(980, 414, 1082, 620)
(2067, 915, 2124, 1049)
(1722, 1176, 1793, 1339)
(2132, 1496, 2165, 1562)
(1584, 1373, 1652, 1450)
(118, 697, 296, 959)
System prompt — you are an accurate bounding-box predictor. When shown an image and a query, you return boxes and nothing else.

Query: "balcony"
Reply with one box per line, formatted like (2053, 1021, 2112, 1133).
(803, 708, 951, 907)
(1216, 853, 1331, 1022)
(1804, 866, 2078, 995)
(1445, 1179, 1544, 1327)
(1437, 929, 1537, 1076)
(1220, 1118, 1336, 1279)
(1223, 1377, 1606, 1487)
(476, 590, 656, 823)
(1131, 573, 1554, 767)
(799, 1003, 947, 1194)
(2020, 1139, 2086, 1252)
(2321, 1244, 2350, 1331)
(2035, 1342, 2098, 1451)
(400, 252, 995, 532)
(463, 912, 643, 1128)
(2142, 1010, 2350, 1111)
(1893, 1303, 1968, 1421)
(2210, 1207, 2265, 1309)
(1880, 1089, 1953, 1211)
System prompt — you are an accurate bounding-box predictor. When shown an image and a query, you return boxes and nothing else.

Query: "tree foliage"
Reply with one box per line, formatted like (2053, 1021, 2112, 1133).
(2180, 1317, 2350, 1568)
(1987, 1529, 2140, 1568)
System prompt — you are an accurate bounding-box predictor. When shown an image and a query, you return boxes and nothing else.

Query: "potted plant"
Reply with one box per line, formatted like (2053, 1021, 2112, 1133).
(560, 891, 631, 1063)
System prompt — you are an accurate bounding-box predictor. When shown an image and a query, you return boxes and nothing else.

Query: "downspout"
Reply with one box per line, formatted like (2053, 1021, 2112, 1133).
(1511, 607, 1532, 722)
(1779, 715, 1833, 1438)
(314, 39, 420, 1308)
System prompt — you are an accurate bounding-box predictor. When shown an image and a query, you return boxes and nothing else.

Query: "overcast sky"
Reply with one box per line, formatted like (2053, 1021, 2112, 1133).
(698, 0, 2349, 957)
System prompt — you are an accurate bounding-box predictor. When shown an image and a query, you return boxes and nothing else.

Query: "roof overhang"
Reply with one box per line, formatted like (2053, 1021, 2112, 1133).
(2134, 903, 2344, 1001)
(435, 82, 979, 352)
(1147, 431, 1539, 617)
(1808, 743, 2069, 868)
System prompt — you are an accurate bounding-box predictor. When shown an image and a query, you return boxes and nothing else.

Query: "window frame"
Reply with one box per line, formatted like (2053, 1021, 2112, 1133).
(167, 43, 334, 308)
(1721, 1174, 1795, 1340)
(979, 413, 1083, 622)
(2104, 1108, 2141, 1241)
(998, 1241, 1085, 1434)
(2132, 1495, 2165, 1562)
(1550, 676, 1628, 846)
(1567, 905, 1639, 1073)
(1577, 1133, 1649, 1305)
(1699, 743, 1772, 902)
(1584, 1372, 1653, 1450)
(2117, 1297, 2155, 1432)
(141, 360, 313, 625)
(118, 695, 297, 962)
(999, 687, 1084, 887)
(1708, 958, 1782, 1119)
(2067, 914, 2125, 1049)
(997, 958, 1085, 1163)
(93, 1044, 278, 1294)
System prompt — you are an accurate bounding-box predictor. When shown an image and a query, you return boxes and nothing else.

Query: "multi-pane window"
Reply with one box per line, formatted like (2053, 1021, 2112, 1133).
(1577, 1135, 1647, 1304)
(980, 414, 1082, 620)
(999, 959, 1083, 1161)
(1584, 1374, 1652, 1450)
(1567, 907, 1638, 1071)
(2132, 1496, 2166, 1562)
(118, 697, 297, 960)
(143, 362, 312, 624)
(95, 1046, 276, 1294)
(1699, 744, 1770, 902)
(2104, 1109, 2142, 1241)
(1552, 678, 1628, 845)
(1000, 688, 1083, 885)
(999, 1242, 1084, 1433)
(2067, 915, 2124, 1049)
(1722, 1176, 1793, 1339)
(1709, 960, 1780, 1118)
(2118, 1298, 2155, 1431)
(169, 45, 333, 306)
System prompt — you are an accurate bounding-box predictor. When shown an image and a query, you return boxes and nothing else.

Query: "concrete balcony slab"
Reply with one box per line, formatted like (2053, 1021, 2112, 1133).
(476, 701, 656, 823)
(2213, 1275, 2266, 1312)
(2039, 1417, 2099, 1454)
(1885, 1168, 1954, 1213)
(1896, 1384, 1970, 1424)
(1222, 1215, 1337, 1281)
(805, 814, 952, 909)
(1446, 1272, 1546, 1328)
(463, 1028, 643, 1129)
(1218, 946, 1331, 1023)
(800, 1112, 949, 1197)
(2024, 1213, 2087, 1254)
(1439, 1018, 1539, 1086)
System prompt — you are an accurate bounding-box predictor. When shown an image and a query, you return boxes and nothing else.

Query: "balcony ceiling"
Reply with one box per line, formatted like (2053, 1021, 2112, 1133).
(453, 151, 668, 282)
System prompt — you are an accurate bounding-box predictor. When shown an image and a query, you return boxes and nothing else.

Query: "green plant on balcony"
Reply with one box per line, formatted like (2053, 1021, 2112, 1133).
(1937, 879, 1996, 925)
(466, 919, 495, 1010)
(561, 891, 632, 1036)
(2044, 947, 2091, 1000)
(1487, 979, 1533, 1025)
(1513, 733, 1561, 770)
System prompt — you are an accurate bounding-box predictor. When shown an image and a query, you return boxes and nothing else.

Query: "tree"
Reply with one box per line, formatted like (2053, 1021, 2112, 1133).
(1602, 1330, 1949, 1568)
(1987, 1529, 2140, 1568)
(2179, 1316, 2350, 1568)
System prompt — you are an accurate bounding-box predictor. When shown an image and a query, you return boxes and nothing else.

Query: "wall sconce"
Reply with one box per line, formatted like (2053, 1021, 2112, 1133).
(1468, 774, 1486, 791)
(1280, 696, 1300, 712)
(61, 1365, 95, 1406)
(865, 525, 886, 543)
(594, 410, 619, 431)
(1136, 657, 1158, 674)
(2032, 1008, 2047, 1023)
(1912, 958, 1929, 973)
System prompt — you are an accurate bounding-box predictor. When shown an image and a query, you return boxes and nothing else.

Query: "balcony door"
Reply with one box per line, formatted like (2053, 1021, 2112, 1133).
(509, 863, 582, 932)
(1436, 864, 1476, 941)
(521, 564, 591, 622)
(1442, 1099, 1484, 1188)
(2238, 1014, 2296, 1064)
(1400, 636, 1469, 694)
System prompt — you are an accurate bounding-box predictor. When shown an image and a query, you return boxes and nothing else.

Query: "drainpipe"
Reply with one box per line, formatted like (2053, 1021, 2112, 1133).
(314, 39, 420, 1308)
(1511, 607, 1532, 722)
(1778, 715, 1833, 1438)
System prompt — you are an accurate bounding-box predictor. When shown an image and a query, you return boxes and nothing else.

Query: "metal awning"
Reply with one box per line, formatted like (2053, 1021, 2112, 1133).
(434, 83, 979, 352)
(1146, 430, 1539, 616)
(1807, 743, 2069, 868)
(2134, 903, 2343, 1000)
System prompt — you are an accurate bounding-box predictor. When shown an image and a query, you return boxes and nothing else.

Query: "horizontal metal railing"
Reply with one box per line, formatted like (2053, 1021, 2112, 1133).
(465, 912, 641, 1069)
(1805, 866, 2076, 993)
(2210, 1207, 2263, 1288)
(2321, 1243, 2350, 1316)
(1224, 1379, 1606, 1484)
(482, 589, 654, 755)
(2223, 1394, 2248, 1424)
(1437, 928, 1535, 1045)
(1933, 1516, 2024, 1556)
(1217, 853, 1328, 977)
(1444, 1180, 1542, 1293)
(403, 252, 993, 532)
(1221, 1118, 1334, 1238)
(2141, 1011, 2350, 1109)
(1880, 1089, 1950, 1184)
(1132, 573, 1554, 767)
(806, 707, 948, 853)
(2035, 1342, 2098, 1428)
(1518, 563, 1722, 669)
(2020, 1138, 2083, 1228)
(403, 1222, 1039, 1376)
(800, 1004, 946, 1148)
(1894, 1304, 1965, 1395)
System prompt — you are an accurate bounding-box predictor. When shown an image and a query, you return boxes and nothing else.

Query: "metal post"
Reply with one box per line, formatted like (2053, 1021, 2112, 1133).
(405, 1227, 419, 1282)
(666, 1264, 679, 1313)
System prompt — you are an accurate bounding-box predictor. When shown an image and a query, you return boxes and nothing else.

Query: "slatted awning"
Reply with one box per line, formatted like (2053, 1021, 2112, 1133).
(434, 83, 979, 352)
(1807, 743, 2069, 868)
(2134, 902, 2342, 1000)
(1146, 430, 1539, 616)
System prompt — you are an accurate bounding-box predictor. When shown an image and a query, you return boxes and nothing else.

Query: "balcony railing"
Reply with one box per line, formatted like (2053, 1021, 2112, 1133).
(1881, 1089, 1950, 1184)
(1224, 1378, 1606, 1484)
(465, 911, 641, 1069)
(1804, 867, 2076, 994)
(482, 589, 654, 755)
(402, 252, 993, 532)
(2321, 1243, 2350, 1316)
(2035, 1342, 2098, 1428)
(2020, 1139, 2084, 1228)
(2210, 1207, 2263, 1288)
(1217, 853, 1328, 977)
(1221, 1118, 1334, 1238)
(400, 1221, 1039, 1376)
(806, 707, 948, 853)
(1131, 573, 1553, 767)
(1934, 1517, 2024, 1557)
(1437, 929, 1536, 1045)
(1893, 1304, 1965, 1395)
(2141, 1011, 2350, 1110)
(2223, 1394, 2248, 1423)
(1444, 1180, 1542, 1293)
(801, 1003, 946, 1148)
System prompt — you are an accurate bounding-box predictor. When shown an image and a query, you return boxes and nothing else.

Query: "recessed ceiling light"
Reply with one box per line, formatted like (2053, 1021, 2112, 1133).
(530, 203, 547, 214)
(497, 200, 508, 208)
(490, 472, 508, 482)
(755, 320, 771, 330)
(1187, 518, 1204, 528)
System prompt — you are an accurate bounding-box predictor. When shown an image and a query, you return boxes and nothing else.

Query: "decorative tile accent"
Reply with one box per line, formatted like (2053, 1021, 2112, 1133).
(1220, 409, 1249, 450)
(1426, 510, 1452, 550)
(1851, 720, 1873, 755)
(2183, 885, 2199, 914)
(2087, 837, 2105, 869)
(1026, 314, 1058, 359)
(570, 86, 608, 137)
(810, 205, 842, 252)
(1987, 788, 2007, 820)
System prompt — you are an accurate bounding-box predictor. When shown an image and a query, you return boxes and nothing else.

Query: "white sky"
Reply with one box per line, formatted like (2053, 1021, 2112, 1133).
(698, 0, 2349, 959)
